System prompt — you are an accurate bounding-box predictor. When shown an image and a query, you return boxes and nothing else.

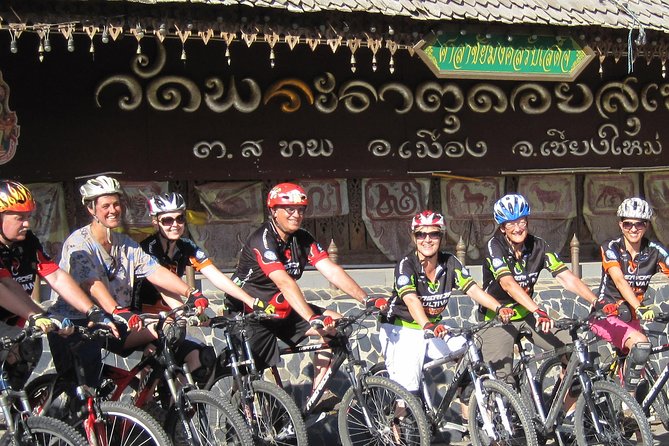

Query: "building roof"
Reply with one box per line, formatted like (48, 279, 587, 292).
(123, 0, 669, 33)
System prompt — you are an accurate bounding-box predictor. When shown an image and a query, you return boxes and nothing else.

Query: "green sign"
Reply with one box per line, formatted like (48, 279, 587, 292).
(415, 34, 595, 81)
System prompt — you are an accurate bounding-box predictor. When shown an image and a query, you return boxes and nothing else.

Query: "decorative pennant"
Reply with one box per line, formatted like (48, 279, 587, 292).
(108, 24, 123, 41)
(285, 33, 300, 50)
(326, 29, 342, 53)
(58, 24, 74, 40)
(241, 29, 257, 47)
(347, 38, 361, 72)
(306, 37, 319, 51)
(198, 29, 214, 45)
(220, 31, 235, 46)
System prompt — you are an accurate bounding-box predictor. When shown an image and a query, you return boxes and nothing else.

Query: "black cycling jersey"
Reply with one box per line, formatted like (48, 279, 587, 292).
(0, 231, 58, 320)
(598, 236, 669, 305)
(226, 220, 328, 314)
(136, 233, 212, 306)
(386, 250, 475, 326)
(482, 231, 568, 313)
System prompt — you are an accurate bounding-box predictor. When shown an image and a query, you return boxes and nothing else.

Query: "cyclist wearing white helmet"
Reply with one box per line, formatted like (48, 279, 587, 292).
(226, 182, 385, 411)
(590, 197, 668, 392)
(136, 192, 262, 383)
(380, 210, 513, 398)
(479, 193, 599, 386)
(49, 175, 209, 386)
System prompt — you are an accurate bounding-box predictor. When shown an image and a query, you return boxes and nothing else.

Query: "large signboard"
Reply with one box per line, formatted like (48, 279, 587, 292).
(415, 33, 595, 81)
(0, 35, 664, 182)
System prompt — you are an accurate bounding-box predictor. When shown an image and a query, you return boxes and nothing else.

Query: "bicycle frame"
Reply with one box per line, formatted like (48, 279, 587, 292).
(515, 321, 606, 445)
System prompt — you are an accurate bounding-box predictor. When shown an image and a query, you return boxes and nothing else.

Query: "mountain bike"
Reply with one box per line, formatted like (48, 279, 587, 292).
(0, 327, 88, 446)
(27, 307, 253, 446)
(370, 319, 538, 446)
(514, 315, 653, 446)
(263, 305, 431, 446)
(202, 311, 309, 445)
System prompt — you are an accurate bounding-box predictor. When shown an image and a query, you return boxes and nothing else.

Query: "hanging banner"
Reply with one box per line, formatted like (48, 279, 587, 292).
(583, 173, 639, 246)
(28, 183, 68, 262)
(301, 179, 349, 218)
(194, 182, 264, 223)
(644, 171, 669, 246)
(0, 71, 20, 165)
(121, 181, 168, 241)
(191, 182, 264, 267)
(519, 174, 576, 252)
(362, 178, 430, 261)
(439, 177, 503, 260)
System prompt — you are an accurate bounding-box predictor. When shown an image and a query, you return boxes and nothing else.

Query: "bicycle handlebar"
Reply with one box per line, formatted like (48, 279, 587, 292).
(0, 326, 42, 350)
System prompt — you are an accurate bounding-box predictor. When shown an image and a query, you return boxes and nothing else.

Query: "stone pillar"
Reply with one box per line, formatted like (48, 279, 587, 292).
(570, 233, 581, 278)
(328, 239, 339, 290)
(185, 265, 196, 289)
(456, 235, 466, 266)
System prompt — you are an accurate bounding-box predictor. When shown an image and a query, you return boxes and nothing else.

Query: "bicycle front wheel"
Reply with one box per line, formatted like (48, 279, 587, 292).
(337, 375, 430, 446)
(574, 380, 653, 446)
(166, 389, 253, 446)
(229, 379, 308, 446)
(97, 401, 173, 446)
(468, 378, 538, 446)
(0, 415, 88, 446)
(645, 362, 669, 430)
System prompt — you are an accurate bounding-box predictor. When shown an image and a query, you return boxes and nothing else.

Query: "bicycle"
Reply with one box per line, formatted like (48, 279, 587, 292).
(27, 306, 253, 446)
(207, 305, 431, 446)
(202, 311, 309, 445)
(370, 318, 538, 446)
(514, 315, 653, 446)
(542, 311, 669, 432)
(0, 327, 88, 446)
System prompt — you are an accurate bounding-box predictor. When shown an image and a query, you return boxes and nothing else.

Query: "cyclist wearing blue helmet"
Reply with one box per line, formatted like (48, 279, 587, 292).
(479, 193, 599, 385)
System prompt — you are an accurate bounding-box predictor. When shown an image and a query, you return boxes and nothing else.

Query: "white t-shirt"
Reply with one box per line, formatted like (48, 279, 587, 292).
(50, 225, 159, 318)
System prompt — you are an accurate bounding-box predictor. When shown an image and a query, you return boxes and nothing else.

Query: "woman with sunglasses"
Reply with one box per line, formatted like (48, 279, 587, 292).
(477, 194, 599, 387)
(380, 210, 513, 400)
(589, 197, 668, 392)
(136, 192, 261, 382)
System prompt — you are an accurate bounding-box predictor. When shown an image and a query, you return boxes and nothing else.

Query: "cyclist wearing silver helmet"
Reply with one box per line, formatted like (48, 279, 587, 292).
(479, 193, 599, 385)
(49, 175, 209, 386)
(136, 192, 262, 383)
(590, 197, 667, 392)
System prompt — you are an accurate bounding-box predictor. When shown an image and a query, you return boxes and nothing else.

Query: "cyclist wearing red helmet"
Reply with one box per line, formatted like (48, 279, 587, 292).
(226, 182, 381, 410)
(381, 210, 513, 397)
(0, 180, 116, 389)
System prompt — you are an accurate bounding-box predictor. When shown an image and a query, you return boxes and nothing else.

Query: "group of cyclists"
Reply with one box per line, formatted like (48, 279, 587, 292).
(0, 174, 667, 443)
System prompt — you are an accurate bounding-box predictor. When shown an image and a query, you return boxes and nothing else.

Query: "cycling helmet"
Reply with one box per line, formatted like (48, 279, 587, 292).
(493, 194, 531, 225)
(80, 175, 122, 205)
(617, 197, 653, 220)
(411, 210, 446, 231)
(267, 183, 308, 208)
(149, 193, 186, 216)
(0, 180, 36, 213)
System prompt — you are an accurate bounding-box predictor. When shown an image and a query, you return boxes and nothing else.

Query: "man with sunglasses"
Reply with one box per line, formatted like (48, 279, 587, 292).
(135, 192, 261, 383)
(589, 197, 668, 392)
(225, 182, 382, 411)
(478, 194, 599, 387)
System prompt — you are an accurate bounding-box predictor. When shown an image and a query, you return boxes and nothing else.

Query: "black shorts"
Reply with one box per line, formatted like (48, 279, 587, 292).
(245, 303, 325, 371)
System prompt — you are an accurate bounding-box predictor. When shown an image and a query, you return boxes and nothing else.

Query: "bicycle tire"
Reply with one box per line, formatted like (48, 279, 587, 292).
(467, 378, 538, 446)
(96, 401, 174, 446)
(533, 355, 565, 415)
(229, 380, 308, 446)
(337, 375, 430, 446)
(165, 389, 253, 446)
(645, 362, 669, 430)
(0, 415, 88, 446)
(573, 380, 652, 446)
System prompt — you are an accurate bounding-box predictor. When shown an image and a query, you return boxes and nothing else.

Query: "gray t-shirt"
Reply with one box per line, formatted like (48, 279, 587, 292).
(50, 225, 159, 318)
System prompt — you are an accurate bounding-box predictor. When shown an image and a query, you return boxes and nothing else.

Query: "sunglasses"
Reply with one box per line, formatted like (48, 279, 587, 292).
(414, 231, 442, 240)
(159, 215, 186, 226)
(622, 220, 648, 231)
